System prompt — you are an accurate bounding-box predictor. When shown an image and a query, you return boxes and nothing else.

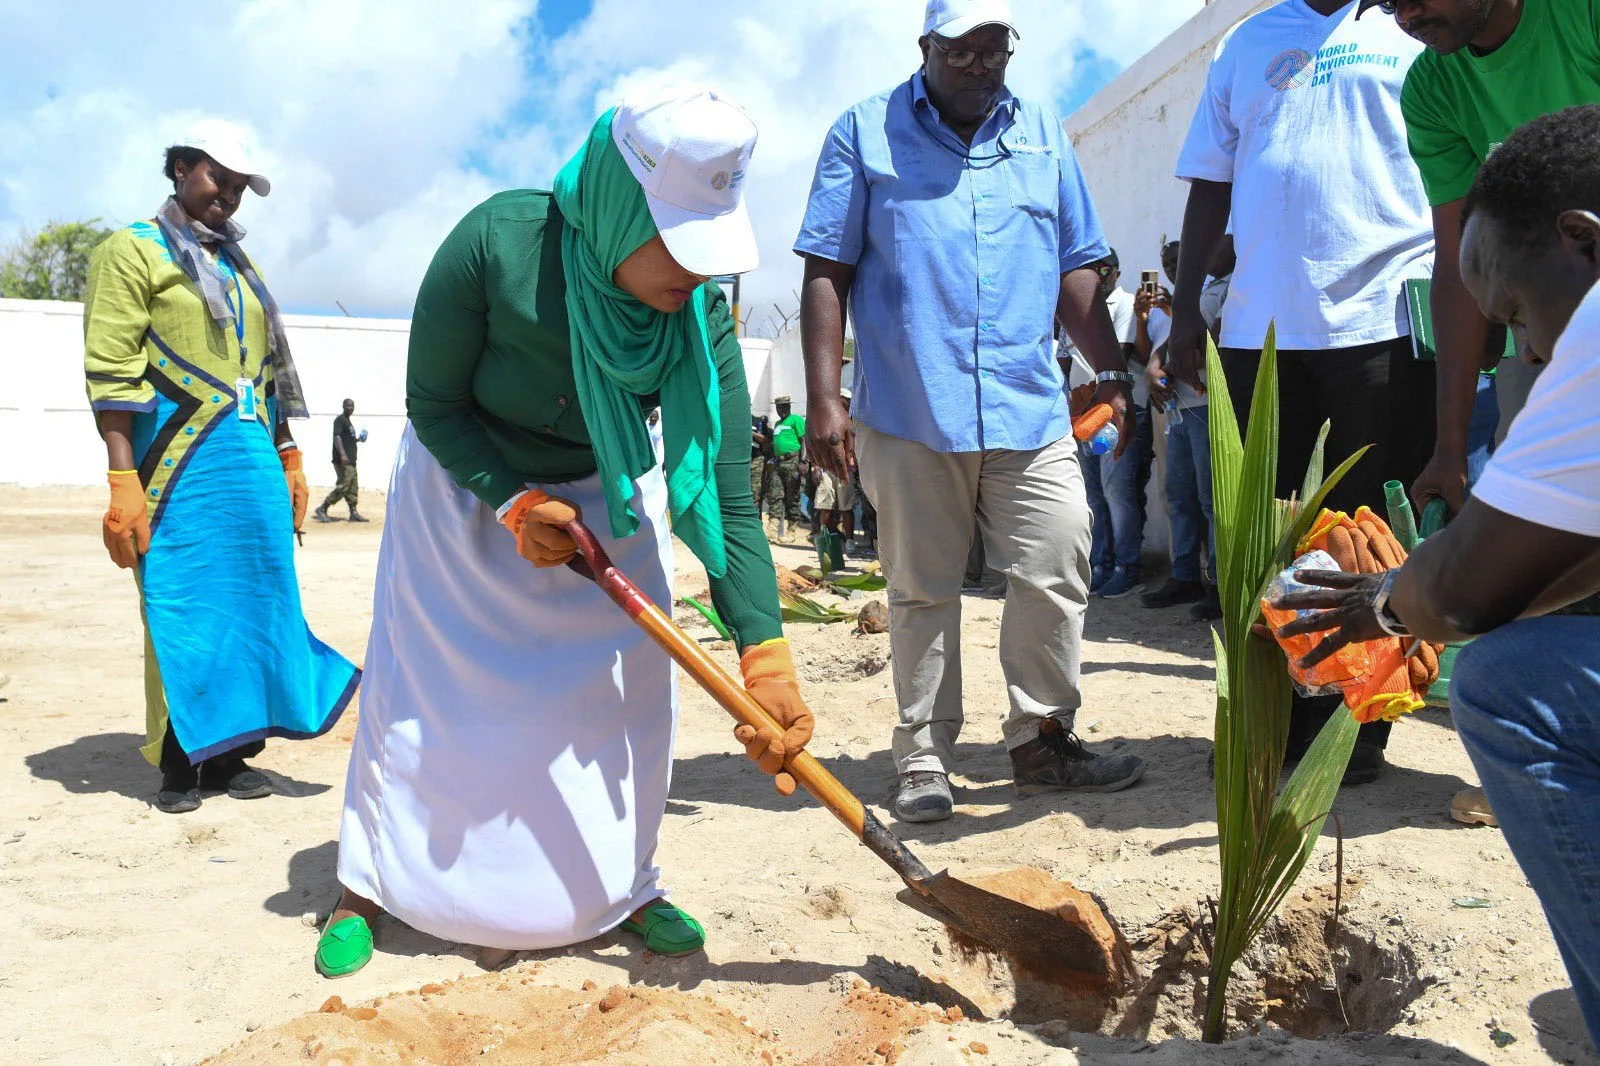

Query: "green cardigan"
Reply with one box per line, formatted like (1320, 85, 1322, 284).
(407, 190, 783, 647)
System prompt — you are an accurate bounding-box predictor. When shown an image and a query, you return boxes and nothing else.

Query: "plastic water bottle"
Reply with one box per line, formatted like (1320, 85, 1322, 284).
(1158, 378, 1184, 432)
(1085, 422, 1119, 456)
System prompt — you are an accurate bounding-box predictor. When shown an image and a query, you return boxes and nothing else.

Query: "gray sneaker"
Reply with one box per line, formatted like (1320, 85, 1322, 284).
(1010, 719, 1144, 795)
(893, 771, 953, 823)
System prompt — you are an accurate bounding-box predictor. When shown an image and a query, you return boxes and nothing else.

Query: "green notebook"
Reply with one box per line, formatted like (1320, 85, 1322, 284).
(1404, 278, 1517, 364)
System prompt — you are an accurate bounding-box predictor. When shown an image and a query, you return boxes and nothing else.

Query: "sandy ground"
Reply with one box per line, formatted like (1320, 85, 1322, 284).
(1, 485, 1595, 1066)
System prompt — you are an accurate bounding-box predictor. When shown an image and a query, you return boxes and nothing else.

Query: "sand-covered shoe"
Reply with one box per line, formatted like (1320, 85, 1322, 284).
(316, 915, 374, 978)
(1011, 719, 1144, 795)
(621, 901, 705, 957)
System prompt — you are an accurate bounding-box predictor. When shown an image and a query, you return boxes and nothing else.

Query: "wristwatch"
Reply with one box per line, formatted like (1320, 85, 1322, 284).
(1094, 370, 1137, 389)
(1370, 569, 1412, 638)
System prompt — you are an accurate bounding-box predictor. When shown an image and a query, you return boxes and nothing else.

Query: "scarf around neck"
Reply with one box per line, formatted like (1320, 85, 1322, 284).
(551, 110, 726, 577)
(155, 196, 308, 420)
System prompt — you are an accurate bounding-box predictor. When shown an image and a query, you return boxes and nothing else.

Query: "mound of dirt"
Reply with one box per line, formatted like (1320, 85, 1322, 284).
(204, 972, 956, 1066)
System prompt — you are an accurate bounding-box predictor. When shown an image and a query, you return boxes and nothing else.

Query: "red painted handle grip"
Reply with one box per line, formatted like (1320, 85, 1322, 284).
(563, 518, 651, 619)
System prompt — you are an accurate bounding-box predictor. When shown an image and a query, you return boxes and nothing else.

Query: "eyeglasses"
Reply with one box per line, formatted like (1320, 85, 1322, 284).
(928, 37, 1013, 70)
(1093, 263, 1117, 279)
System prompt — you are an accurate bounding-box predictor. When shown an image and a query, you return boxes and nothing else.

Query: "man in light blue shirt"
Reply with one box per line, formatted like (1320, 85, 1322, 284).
(796, 0, 1146, 823)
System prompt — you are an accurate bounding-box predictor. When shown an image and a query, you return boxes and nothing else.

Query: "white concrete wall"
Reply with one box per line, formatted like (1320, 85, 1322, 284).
(1066, 0, 1274, 275)
(1061, 0, 1274, 566)
(0, 297, 409, 489)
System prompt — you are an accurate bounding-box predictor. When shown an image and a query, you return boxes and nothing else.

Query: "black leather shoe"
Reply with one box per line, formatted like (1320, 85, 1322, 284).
(156, 761, 201, 813)
(1140, 578, 1204, 609)
(201, 758, 272, 800)
(1190, 586, 1223, 621)
(1341, 741, 1387, 786)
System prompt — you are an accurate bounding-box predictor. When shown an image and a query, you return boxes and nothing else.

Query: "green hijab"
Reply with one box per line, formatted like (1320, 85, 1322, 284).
(552, 108, 726, 578)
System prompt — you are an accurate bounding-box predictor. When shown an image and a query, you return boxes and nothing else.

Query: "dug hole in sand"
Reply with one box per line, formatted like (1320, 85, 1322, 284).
(3, 490, 1593, 1065)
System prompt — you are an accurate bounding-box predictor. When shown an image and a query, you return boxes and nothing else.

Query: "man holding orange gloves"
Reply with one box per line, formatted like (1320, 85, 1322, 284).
(1267, 113, 1600, 1047)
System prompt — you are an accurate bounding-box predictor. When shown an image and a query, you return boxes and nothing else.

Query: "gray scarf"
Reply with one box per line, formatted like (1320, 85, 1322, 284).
(155, 196, 308, 420)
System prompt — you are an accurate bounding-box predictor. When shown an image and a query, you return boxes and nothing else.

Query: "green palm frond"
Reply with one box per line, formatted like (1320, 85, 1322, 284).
(1202, 328, 1365, 1042)
(826, 573, 888, 594)
(778, 589, 853, 624)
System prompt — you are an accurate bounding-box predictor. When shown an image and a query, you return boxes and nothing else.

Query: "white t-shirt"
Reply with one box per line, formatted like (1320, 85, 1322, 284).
(1471, 283, 1600, 537)
(1175, 0, 1434, 351)
(1064, 286, 1149, 406)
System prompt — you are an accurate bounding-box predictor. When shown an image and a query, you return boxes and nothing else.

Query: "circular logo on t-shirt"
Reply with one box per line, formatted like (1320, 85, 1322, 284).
(711, 171, 731, 192)
(1265, 49, 1313, 91)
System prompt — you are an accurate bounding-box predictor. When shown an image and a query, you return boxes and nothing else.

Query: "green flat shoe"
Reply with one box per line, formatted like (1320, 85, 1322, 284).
(316, 915, 374, 978)
(620, 901, 705, 957)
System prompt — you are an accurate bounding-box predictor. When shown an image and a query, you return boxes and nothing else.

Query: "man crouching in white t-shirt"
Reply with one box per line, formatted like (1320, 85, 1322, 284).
(1268, 105, 1600, 1051)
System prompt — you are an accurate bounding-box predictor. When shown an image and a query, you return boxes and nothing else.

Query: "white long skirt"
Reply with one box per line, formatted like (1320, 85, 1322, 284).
(337, 424, 677, 950)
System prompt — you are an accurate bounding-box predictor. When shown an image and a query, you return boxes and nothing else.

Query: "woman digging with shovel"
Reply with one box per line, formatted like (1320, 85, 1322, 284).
(317, 87, 815, 977)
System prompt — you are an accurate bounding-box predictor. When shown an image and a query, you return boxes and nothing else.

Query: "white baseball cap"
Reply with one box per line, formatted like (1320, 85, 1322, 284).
(923, 0, 1019, 39)
(178, 119, 271, 196)
(611, 86, 759, 277)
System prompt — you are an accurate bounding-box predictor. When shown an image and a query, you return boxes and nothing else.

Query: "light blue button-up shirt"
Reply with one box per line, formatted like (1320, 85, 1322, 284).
(795, 73, 1110, 453)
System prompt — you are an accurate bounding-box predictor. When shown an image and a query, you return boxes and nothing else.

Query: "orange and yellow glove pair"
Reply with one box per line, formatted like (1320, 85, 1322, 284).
(733, 639, 816, 796)
(1295, 507, 1442, 723)
(499, 491, 816, 793)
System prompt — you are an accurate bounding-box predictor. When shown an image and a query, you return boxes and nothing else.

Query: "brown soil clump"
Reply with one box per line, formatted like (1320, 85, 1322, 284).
(207, 972, 939, 1066)
(775, 566, 819, 594)
(941, 867, 1137, 991)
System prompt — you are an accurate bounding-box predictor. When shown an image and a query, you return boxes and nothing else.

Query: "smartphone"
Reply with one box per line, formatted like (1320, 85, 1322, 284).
(1140, 270, 1160, 296)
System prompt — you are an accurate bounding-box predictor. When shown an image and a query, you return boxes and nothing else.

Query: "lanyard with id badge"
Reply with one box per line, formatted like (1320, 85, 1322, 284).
(222, 258, 257, 422)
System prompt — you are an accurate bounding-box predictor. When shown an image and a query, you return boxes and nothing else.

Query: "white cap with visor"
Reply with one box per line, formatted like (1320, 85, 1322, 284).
(177, 119, 271, 197)
(611, 86, 760, 277)
(923, 0, 1019, 39)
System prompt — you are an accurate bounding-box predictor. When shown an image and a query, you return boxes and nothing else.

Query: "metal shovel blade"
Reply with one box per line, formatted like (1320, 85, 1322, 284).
(897, 868, 1134, 990)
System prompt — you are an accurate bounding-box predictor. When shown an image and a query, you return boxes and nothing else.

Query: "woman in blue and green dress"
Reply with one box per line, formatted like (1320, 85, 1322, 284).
(82, 125, 359, 814)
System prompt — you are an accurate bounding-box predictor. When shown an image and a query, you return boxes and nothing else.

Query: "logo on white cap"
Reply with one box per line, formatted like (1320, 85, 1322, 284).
(611, 85, 760, 277)
(923, 0, 1018, 39)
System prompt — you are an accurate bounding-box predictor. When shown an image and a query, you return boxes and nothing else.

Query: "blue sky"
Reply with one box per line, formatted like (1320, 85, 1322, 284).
(537, 0, 593, 39)
(0, 0, 1205, 324)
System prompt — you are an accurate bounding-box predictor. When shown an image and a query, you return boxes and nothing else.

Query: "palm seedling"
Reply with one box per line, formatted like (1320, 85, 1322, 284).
(1202, 328, 1371, 1042)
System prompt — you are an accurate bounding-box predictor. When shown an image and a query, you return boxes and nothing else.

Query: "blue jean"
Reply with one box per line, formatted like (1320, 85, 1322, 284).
(1465, 371, 1499, 489)
(1081, 405, 1150, 574)
(1164, 405, 1215, 584)
(1452, 616, 1600, 1053)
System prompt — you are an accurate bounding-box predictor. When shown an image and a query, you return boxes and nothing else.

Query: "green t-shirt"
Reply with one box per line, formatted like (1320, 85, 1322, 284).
(407, 189, 783, 646)
(1401, 0, 1600, 206)
(772, 413, 806, 456)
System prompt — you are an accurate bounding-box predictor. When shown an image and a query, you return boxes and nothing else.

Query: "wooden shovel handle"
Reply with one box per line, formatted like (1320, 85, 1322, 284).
(563, 519, 868, 840)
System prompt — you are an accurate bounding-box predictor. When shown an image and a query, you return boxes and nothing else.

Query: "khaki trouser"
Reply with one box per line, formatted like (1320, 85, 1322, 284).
(773, 453, 804, 523)
(322, 463, 359, 511)
(854, 424, 1092, 775)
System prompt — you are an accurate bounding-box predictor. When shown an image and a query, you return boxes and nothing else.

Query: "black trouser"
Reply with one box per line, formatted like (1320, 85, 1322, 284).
(1220, 337, 1436, 754)
(159, 725, 266, 778)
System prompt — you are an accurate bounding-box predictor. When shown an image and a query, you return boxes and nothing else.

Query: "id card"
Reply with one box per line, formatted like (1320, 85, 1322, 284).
(236, 377, 258, 420)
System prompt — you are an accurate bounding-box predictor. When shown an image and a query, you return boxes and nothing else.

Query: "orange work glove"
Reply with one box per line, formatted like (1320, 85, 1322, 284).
(103, 470, 151, 569)
(1301, 507, 1407, 574)
(733, 639, 816, 797)
(500, 489, 581, 567)
(279, 446, 309, 533)
(1297, 507, 1444, 719)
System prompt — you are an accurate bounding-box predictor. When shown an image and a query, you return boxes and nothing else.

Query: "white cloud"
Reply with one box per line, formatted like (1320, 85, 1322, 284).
(0, 0, 1205, 326)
